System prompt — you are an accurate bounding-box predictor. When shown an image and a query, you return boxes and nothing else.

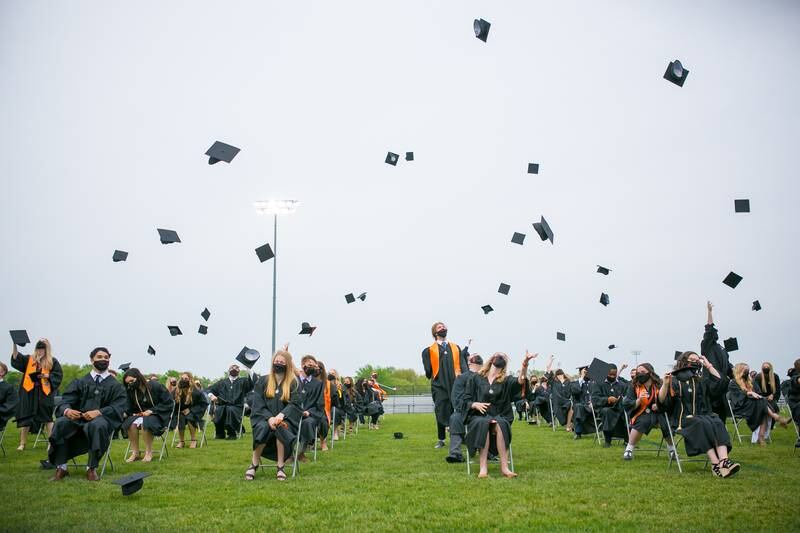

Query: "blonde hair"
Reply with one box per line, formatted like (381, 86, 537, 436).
(733, 362, 752, 393)
(759, 362, 776, 394)
(176, 372, 195, 406)
(479, 352, 508, 383)
(33, 338, 54, 372)
(266, 351, 296, 402)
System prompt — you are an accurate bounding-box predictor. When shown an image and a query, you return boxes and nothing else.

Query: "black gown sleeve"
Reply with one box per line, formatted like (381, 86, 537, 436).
(727, 379, 747, 411)
(150, 382, 174, 420)
(48, 358, 64, 392)
(249, 377, 275, 424)
(56, 376, 83, 417)
(190, 390, 209, 418)
(622, 382, 638, 411)
(281, 380, 302, 422)
(10, 353, 28, 373)
(421, 348, 432, 380)
(591, 382, 609, 408)
(100, 380, 128, 423)
(0, 383, 19, 419)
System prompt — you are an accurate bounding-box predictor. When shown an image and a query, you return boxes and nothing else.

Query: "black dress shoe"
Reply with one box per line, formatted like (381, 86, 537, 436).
(573, 433, 582, 440)
(445, 454, 465, 463)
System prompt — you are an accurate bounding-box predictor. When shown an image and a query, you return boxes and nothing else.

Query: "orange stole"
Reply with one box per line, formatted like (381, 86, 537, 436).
(429, 342, 462, 380)
(22, 356, 51, 395)
(630, 383, 658, 424)
(323, 380, 331, 423)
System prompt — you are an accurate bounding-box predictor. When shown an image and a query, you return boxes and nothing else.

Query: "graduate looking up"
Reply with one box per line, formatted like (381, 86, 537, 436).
(700, 301, 733, 421)
(421, 322, 469, 449)
(11, 338, 63, 451)
(207, 363, 253, 440)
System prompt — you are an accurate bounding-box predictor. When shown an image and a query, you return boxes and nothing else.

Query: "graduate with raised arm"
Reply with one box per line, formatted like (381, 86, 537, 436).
(207, 363, 253, 440)
(421, 322, 469, 449)
(700, 301, 732, 421)
(48, 347, 127, 481)
(445, 353, 483, 463)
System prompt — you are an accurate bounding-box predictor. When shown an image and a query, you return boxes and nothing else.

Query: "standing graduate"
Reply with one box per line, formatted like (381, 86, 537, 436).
(786, 359, 800, 447)
(207, 363, 253, 440)
(752, 362, 781, 444)
(10, 338, 63, 451)
(590, 363, 628, 447)
(421, 322, 469, 449)
(121, 368, 174, 462)
(48, 347, 127, 481)
(620, 363, 674, 460)
(445, 354, 483, 463)
(246, 350, 302, 481)
(464, 351, 535, 478)
(296, 355, 324, 461)
(727, 363, 789, 446)
(173, 371, 209, 449)
(659, 351, 739, 477)
(0, 362, 19, 431)
(570, 366, 592, 439)
(700, 301, 733, 421)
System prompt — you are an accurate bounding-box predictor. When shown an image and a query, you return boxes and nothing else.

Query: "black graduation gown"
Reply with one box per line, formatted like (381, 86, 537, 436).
(753, 373, 781, 415)
(622, 382, 667, 435)
(727, 380, 769, 432)
(570, 379, 593, 427)
(659, 372, 731, 457)
(250, 375, 302, 461)
(548, 375, 572, 425)
(533, 385, 553, 423)
(208, 374, 254, 433)
(700, 323, 732, 420)
(448, 370, 475, 435)
(11, 353, 63, 427)
(174, 388, 209, 430)
(422, 342, 469, 427)
(342, 388, 358, 421)
(591, 379, 627, 437)
(297, 377, 324, 445)
(121, 381, 174, 435)
(48, 373, 127, 467)
(787, 370, 800, 425)
(464, 374, 524, 454)
(0, 380, 19, 429)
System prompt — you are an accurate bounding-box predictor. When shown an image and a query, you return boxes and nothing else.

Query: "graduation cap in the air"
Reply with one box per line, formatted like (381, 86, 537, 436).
(357, 292, 367, 302)
(147, 345, 156, 356)
(473, 18, 490, 42)
(112, 472, 150, 496)
(385, 152, 399, 166)
(205, 141, 240, 165)
(608, 344, 616, 350)
(157, 229, 181, 244)
(527, 163, 539, 174)
(236, 346, 261, 369)
(198, 325, 208, 335)
(556, 332, 566, 341)
(511, 232, 526, 245)
(597, 265, 611, 275)
(587, 358, 613, 383)
(723, 337, 739, 352)
(532, 217, 554, 244)
(345, 293, 356, 304)
(481, 304, 494, 315)
(255, 243, 274, 263)
(498, 283, 511, 295)
(577, 365, 589, 373)
(10, 330, 30, 347)
(599, 293, 610, 306)
(722, 271, 742, 289)
(112, 250, 128, 262)
(299, 322, 317, 336)
(752, 300, 761, 311)
(405, 152, 414, 161)
(167, 326, 182, 336)
(118, 362, 131, 372)
(201, 308, 211, 321)
(674, 350, 683, 360)
(734, 199, 750, 213)
(663, 59, 689, 87)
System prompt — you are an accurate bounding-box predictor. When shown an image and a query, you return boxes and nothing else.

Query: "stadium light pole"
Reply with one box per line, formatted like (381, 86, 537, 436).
(254, 199, 300, 357)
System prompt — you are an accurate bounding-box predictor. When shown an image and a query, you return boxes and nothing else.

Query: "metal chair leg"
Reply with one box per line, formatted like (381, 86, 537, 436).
(292, 418, 303, 479)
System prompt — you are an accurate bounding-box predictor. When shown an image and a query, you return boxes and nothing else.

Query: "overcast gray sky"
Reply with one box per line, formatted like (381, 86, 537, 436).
(2, 1, 799, 380)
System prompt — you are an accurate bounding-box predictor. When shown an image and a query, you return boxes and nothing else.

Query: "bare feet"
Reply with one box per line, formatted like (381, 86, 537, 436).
(142, 453, 153, 463)
(501, 470, 518, 478)
(478, 471, 489, 478)
(175, 441, 185, 449)
(189, 440, 197, 449)
(125, 452, 141, 463)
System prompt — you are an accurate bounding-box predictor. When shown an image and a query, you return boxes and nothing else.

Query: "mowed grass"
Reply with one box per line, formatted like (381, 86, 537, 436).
(1, 413, 799, 532)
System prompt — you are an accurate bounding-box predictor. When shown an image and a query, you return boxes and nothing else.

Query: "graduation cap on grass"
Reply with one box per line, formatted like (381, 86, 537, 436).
(723, 337, 739, 352)
(157, 229, 181, 244)
(587, 358, 613, 383)
(663, 59, 689, 87)
(299, 322, 317, 335)
(236, 346, 261, 369)
(205, 141, 240, 165)
(167, 326, 182, 336)
(393, 432, 404, 439)
(481, 305, 494, 315)
(255, 243, 274, 263)
(532, 217, 554, 244)
(722, 271, 742, 289)
(112, 250, 128, 262)
(112, 472, 150, 496)
(511, 232, 526, 245)
(498, 283, 511, 295)
(10, 330, 30, 347)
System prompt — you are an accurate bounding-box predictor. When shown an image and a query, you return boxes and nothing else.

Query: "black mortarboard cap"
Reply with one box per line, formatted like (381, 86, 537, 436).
(674, 350, 683, 360)
(405, 152, 414, 161)
(118, 362, 131, 372)
(723, 337, 739, 352)
(498, 283, 510, 295)
(205, 141, 240, 165)
(255, 243, 274, 263)
(532, 216, 554, 244)
(112, 250, 128, 262)
(587, 357, 612, 383)
(599, 293, 610, 306)
(511, 232, 526, 245)
(577, 365, 589, 373)
(198, 325, 208, 335)
(481, 304, 493, 315)
(201, 308, 211, 321)
(10, 330, 30, 347)
(527, 163, 539, 174)
(663, 59, 689, 87)
(556, 332, 566, 341)
(597, 265, 611, 275)
(147, 345, 156, 356)
(473, 18, 490, 42)
(112, 472, 150, 496)
(608, 344, 616, 350)
(236, 346, 261, 368)
(393, 432, 404, 439)
(299, 322, 317, 336)
(167, 326, 182, 336)
(357, 292, 367, 301)
(752, 300, 761, 311)
(345, 293, 356, 304)
(734, 199, 750, 213)
(385, 152, 399, 166)
(157, 229, 181, 244)
(722, 271, 742, 289)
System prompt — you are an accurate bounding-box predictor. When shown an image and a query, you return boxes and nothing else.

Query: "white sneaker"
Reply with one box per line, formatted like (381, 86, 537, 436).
(622, 450, 633, 460)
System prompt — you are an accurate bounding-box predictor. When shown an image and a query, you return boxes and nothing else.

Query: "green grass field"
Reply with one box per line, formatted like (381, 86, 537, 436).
(1, 413, 798, 532)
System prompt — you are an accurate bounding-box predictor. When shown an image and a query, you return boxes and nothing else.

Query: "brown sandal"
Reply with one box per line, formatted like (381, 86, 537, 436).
(175, 441, 185, 449)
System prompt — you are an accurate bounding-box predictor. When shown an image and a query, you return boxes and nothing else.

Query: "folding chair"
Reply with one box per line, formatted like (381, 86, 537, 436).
(69, 439, 115, 478)
(624, 409, 664, 455)
(465, 426, 514, 476)
(662, 413, 709, 474)
(0, 424, 7, 457)
(548, 397, 559, 432)
(588, 402, 603, 445)
(726, 394, 750, 444)
(237, 404, 248, 439)
(123, 403, 175, 462)
(199, 404, 211, 448)
(33, 408, 56, 449)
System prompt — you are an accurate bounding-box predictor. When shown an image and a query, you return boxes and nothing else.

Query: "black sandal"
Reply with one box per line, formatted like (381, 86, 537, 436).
(276, 466, 287, 481)
(244, 464, 259, 481)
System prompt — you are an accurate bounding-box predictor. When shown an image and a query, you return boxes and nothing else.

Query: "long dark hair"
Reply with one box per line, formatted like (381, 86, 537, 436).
(674, 351, 698, 370)
(355, 378, 368, 394)
(638, 363, 662, 388)
(123, 368, 148, 392)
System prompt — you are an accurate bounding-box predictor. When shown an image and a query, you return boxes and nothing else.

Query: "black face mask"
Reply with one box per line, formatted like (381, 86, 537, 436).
(126, 382, 137, 389)
(328, 374, 336, 381)
(229, 369, 239, 377)
(492, 357, 507, 369)
(636, 373, 650, 384)
(273, 364, 287, 374)
(93, 360, 110, 372)
(304, 367, 317, 377)
(345, 383, 352, 388)
(179, 379, 190, 388)
(436, 329, 448, 339)
(762, 368, 769, 374)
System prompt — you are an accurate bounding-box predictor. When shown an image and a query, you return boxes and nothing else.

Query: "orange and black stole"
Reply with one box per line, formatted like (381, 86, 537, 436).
(428, 342, 462, 380)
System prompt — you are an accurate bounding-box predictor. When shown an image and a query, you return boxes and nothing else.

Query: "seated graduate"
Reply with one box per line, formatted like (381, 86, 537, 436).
(166, 376, 178, 396)
(523, 375, 539, 423)
(328, 369, 344, 441)
(173, 372, 209, 449)
(569, 366, 592, 439)
(728, 362, 789, 447)
(446, 354, 483, 463)
(367, 378, 386, 427)
(48, 347, 127, 481)
(121, 368, 174, 462)
(658, 351, 739, 478)
(464, 351, 535, 478)
(0, 362, 20, 432)
(246, 350, 301, 481)
(316, 360, 332, 451)
(591, 362, 628, 447)
(751, 361, 782, 444)
(621, 363, 674, 460)
(532, 375, 552, 425)
(700, 301, 733, 421)
(787, 359, 800, 447)
(514, 376, 530, 422)
(10, 338, 63, 451)
(548, 364, 573, 431)
(357, 378, 383, 429)
(207, 363, 254, 440)
(341, 376, 358, 432)
(297, 355, 324, 461)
